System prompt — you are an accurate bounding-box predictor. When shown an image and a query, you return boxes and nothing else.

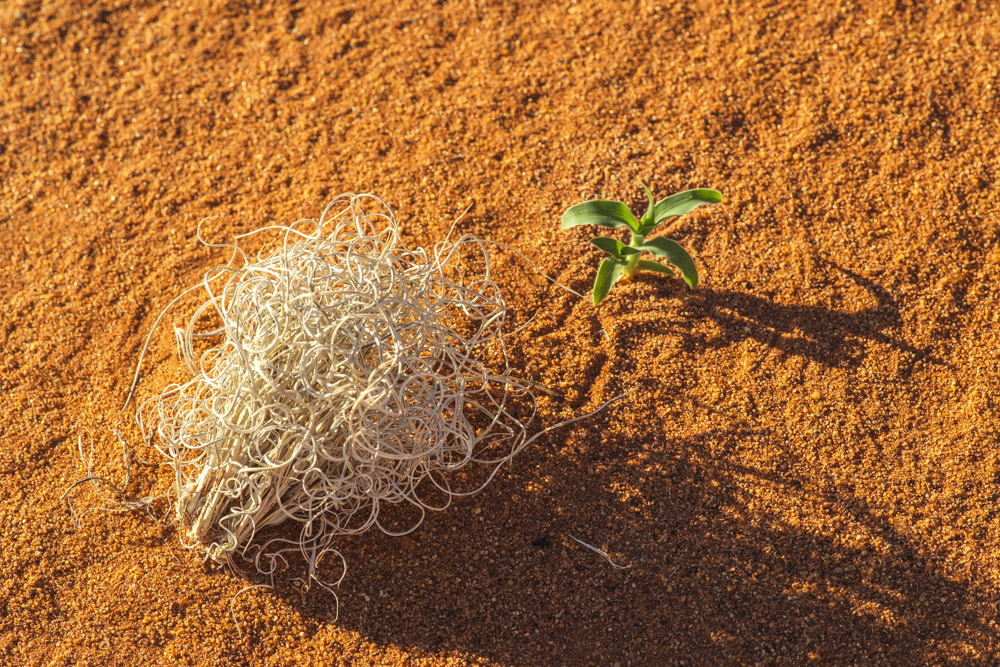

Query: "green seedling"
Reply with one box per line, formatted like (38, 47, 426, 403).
(561, 184, 722, 305)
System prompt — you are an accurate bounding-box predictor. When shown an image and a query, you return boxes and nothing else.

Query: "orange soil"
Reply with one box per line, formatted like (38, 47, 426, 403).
(2, 0, 999, 664)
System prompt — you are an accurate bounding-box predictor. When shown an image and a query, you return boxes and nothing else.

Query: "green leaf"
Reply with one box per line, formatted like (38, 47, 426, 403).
(636, 259, 675, 276)
(590, 237, 640, 259)
(640, 188, 723, 233)
(562, 200, 640, 232)
(639, 182, 655, 227)
(593, 257, 625, 305)
(640, 237, 699, 289)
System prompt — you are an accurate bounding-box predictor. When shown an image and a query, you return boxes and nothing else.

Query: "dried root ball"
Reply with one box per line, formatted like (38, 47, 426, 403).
(138, 195, 539, 582)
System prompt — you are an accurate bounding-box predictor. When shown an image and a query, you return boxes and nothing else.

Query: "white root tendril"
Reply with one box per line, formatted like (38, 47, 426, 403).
(136, 193, 571, 586)
(568, 534, 633, 570)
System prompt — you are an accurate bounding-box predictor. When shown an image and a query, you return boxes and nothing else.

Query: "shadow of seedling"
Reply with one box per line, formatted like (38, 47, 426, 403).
(670, 262, 939, 371)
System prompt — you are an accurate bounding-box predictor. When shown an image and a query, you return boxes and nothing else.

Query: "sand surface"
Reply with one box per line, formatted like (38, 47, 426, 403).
(2, 0, 999, 664)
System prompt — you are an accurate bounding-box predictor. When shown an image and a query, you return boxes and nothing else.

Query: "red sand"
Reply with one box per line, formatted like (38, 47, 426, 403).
(2, 1, 999, 664)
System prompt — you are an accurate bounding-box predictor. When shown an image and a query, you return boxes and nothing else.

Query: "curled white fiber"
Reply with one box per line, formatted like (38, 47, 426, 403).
(137, 194, 551, 583)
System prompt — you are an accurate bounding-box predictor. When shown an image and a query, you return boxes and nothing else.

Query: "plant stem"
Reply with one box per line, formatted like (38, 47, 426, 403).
(622, 232, 645, 279)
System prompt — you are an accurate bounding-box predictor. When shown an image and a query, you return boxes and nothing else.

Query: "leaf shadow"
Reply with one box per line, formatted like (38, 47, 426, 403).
(660, 262, 946, 371)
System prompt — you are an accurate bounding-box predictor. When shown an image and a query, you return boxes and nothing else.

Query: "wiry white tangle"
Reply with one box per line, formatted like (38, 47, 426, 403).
(137, 194, 543, 586)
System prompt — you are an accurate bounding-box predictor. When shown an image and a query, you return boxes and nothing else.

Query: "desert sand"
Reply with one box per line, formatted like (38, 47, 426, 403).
(1, 1, 998, 664)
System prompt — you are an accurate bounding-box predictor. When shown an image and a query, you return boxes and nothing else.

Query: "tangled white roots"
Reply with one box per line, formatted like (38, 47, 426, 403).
(137, 194, 541, 583)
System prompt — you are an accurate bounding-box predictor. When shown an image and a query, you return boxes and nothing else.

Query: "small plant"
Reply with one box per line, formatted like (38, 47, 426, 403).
(561, 184, 723, 305)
